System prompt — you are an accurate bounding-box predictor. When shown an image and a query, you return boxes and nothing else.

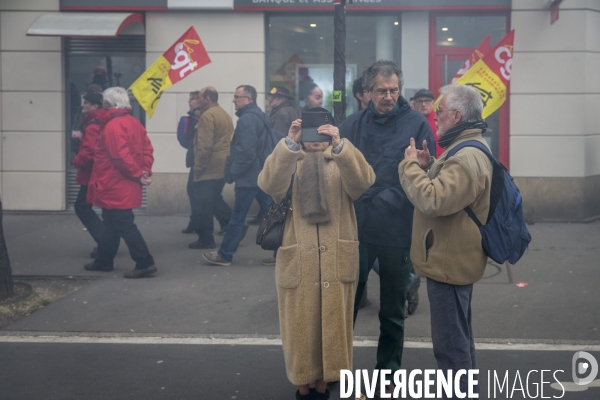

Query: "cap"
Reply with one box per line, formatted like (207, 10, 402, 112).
(413, 89, 434, 100)
(269, 86, 293, 99)
(83, 92, 103, 107)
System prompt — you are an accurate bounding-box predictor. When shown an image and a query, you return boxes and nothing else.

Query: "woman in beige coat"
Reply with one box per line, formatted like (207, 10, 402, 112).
(258, 115, 375, 399)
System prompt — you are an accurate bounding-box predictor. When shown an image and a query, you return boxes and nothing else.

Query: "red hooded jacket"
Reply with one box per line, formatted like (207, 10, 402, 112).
(426, 111, 443, 157)
(87, 108, 154, 209)
(72, 109, 104, 185)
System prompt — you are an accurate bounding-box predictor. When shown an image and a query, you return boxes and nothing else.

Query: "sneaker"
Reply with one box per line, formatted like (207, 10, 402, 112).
(90, 246, 98, 259)
(202, 252, 231, 266)
(217, 226, 227, 236)
(124, 265, 157, 279)
(295, 390, 312, 400)
(407, 275, 421, 315)
(181, 227, 195, 234)
(311, 388, 330, 400)
(188, 240, 217, 249)
(248, 215, 263, 225)
(84, 261, 113, 272)
(261, 257, 276, 266)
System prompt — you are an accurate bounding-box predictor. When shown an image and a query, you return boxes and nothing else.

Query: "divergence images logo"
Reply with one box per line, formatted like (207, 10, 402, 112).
(572, 351, 598, 385)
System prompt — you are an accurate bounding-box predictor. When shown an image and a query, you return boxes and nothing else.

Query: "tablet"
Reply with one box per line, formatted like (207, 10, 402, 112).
(301, 111, 333, 142)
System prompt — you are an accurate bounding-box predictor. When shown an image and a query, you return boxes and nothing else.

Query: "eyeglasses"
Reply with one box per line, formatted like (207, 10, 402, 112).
(233, 95, 250, 99)
(435, 107, 458, 115)
(414, 99, 433, 105)
(373, 88, 400, 98)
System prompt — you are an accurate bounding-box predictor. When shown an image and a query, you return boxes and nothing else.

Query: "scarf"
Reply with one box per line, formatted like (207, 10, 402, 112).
(368, 100, 399, 119)
(438, 120, 488, 148)
(297, 151, 331, 225)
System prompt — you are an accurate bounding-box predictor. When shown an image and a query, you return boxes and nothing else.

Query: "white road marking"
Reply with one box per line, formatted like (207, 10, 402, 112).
(0, 334, 599, 351)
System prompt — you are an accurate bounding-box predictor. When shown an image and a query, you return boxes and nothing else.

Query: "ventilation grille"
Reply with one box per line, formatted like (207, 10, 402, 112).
(65, 35, 145, 55)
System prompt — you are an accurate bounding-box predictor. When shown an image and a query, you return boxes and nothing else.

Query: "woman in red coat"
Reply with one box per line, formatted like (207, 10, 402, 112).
(85, 87, 157, 279)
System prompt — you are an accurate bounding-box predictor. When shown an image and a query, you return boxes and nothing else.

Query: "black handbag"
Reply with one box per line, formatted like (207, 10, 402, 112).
(256, 174, 295, 251)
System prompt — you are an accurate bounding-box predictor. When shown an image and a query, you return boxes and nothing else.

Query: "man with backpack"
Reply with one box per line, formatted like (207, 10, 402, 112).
(203, 85, 273, 266)
(188, 87, 234, 249)
(399, 84, 493, 399)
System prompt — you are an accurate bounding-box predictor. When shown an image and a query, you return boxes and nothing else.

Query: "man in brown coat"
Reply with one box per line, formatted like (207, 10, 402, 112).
(399, 84, 493, 398)
(189, 87, 234, 249)
(268, 86, 298, 133)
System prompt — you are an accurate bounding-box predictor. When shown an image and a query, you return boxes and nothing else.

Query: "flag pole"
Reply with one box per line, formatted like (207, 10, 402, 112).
(333, 0, 347, 125)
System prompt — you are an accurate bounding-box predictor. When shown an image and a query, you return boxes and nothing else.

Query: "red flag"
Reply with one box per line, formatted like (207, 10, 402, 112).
(451, 35, 491, 84)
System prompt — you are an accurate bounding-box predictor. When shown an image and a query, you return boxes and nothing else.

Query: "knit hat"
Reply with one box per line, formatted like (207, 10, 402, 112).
(83, 92, 103, 107)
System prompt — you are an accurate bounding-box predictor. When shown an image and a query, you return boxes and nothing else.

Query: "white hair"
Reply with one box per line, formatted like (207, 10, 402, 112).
(103, 87, 131, 109)
(439, 84, 483, 122)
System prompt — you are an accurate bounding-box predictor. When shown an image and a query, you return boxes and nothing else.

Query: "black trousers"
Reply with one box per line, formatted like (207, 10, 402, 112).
(96, 208, 155, 270)
(193, 178, 230, 244)
(74, 185, 104, 243)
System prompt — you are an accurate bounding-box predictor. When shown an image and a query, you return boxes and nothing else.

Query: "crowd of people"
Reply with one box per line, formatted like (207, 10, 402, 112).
(71, 59, 492, 400)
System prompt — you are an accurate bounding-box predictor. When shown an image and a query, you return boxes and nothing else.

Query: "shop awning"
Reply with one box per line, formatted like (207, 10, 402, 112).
(26, 12, 144, 37)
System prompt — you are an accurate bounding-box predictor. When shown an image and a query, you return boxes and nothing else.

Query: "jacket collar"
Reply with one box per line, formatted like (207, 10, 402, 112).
(442, 129, 486, 155)
(81, 108, 104, 127)
(296, 146, 334, 161)
(235, 102, 259, 118)
(366, 95, 411, 124)
(98, 107, 130, 126)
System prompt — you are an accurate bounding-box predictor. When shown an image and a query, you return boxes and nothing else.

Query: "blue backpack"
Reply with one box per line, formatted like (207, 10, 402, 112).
(447, 140, 532, 265)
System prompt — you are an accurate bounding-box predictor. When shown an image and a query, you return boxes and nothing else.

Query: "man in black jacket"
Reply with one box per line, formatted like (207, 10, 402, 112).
(203, 85, 273, 266)
(339, 60, 435, 387)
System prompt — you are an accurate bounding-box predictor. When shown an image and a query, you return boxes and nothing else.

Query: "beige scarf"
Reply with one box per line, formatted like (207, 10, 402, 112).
(297, 151, 331, 225)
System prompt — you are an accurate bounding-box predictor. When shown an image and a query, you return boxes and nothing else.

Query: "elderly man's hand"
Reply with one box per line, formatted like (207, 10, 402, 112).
(404, 137, 431, 170)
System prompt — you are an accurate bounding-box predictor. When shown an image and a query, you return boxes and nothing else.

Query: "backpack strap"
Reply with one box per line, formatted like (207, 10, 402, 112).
(446, 140, 499, 226)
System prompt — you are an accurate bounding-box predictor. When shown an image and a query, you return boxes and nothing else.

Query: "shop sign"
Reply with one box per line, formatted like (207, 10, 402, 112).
(233, 0, 510, 10)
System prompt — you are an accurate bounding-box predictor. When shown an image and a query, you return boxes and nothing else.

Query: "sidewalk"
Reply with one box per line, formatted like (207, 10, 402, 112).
(2, 213, 599, 343)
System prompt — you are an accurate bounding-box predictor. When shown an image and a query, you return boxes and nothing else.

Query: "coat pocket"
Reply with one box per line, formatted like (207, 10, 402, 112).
(423, 228, 434, 262)
(275, 243, 301, 289)
(336, 239, 359, 283)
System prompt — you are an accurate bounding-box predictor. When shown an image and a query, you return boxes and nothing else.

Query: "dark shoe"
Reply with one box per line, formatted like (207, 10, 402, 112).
(295, 389, 312, 400)
(181, 227, 195, 234)
(90, 246, 98, 259)
(407, 275, 421, 315)
(240, 224, 250, 241)
(84, 261, 113, 272)
(261, 256, 276, 266)
(217, 225, 227, 236)
(311, 388, 330, 400)
(188, 240, 216, 249)
(124, 265, 157, 279)
(248, 215, 263, 225)
(202, 252, 231, 266)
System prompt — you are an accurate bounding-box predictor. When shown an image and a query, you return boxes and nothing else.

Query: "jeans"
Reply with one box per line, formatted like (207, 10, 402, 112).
(193, 179, 229, 244)
(427, 278, 478, 399)
(372, 259, 417, 297)
(96, 208, 155, 270)
(74, 185, 104, 243)
(353, 243, 412, 371)
(218, 186, 272, 262)
(186, 168, 199, 228)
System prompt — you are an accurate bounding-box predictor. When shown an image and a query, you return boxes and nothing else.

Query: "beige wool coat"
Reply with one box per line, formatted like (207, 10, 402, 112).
(258, 138, 375, 385)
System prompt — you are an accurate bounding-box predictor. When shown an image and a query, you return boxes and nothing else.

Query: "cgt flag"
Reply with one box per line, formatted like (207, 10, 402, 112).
(453, 30, 515, 119)
(129, 27, 210, 118)
(451, 35, 491, 84)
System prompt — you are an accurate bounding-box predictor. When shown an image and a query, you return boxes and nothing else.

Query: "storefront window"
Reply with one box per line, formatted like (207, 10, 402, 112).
(267, 13, 402, 115)
(65, 36, 145, 208)
(436, 16, 507, 48)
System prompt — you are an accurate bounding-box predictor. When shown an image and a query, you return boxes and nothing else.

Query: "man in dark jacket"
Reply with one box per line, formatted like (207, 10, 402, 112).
(178, 91, 201, 233)
(339, 60, 435, 385)
(202, 85, 272, 266)
(72, 92, 105, 257)
(268, 86, 298, 133)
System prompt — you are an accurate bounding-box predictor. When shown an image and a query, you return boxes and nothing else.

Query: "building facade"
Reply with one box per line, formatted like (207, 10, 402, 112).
(0, 0, 598, 221)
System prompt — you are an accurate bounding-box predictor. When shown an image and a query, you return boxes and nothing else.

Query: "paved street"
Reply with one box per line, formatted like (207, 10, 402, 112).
(1, 214, 599, 399)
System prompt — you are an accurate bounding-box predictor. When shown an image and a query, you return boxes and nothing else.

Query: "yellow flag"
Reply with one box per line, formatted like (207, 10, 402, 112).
(129, 27, 210, 118)
(452, 30, 514, 119)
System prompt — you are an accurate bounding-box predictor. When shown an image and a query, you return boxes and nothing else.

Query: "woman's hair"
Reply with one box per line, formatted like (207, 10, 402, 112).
(103, 87, 131, 109)
(362, 60, 404, 92)
(299, 78, 318, 100)
(439, 84, 483, 122)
